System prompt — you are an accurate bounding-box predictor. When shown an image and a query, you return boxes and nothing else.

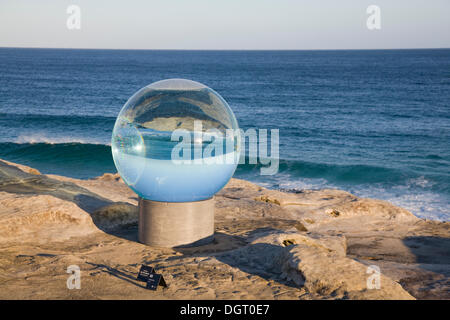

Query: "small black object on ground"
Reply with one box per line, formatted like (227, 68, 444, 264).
(136, 265, 167, 291)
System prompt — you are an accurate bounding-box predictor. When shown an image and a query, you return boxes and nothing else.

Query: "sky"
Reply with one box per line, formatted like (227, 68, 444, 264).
(0, 0, 449, 50)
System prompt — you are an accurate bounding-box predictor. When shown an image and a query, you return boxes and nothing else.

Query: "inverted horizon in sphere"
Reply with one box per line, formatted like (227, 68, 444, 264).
(111, 79, 240, 202)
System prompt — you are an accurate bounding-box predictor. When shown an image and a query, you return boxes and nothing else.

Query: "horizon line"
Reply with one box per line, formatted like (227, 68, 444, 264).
(1, 46, 449, 51)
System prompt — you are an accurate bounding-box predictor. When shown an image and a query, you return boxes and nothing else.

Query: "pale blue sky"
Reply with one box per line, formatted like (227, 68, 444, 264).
(0, 0, 449, 49)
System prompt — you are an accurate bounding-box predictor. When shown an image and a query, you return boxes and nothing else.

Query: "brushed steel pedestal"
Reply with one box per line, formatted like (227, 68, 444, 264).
(138, 197, 214, 247)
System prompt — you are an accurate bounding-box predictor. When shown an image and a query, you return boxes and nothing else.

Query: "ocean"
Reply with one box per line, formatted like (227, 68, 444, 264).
(0, 48, 449, 220)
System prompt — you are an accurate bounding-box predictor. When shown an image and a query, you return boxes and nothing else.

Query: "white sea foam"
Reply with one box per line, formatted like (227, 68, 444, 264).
(256, 174, 449, 221)
(352, 186, 449, 221)
(406, 176, 435, 189)
(14, 134, 111, 146)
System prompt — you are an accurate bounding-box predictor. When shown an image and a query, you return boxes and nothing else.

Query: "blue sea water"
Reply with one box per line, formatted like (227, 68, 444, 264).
(0, 48, 449, 220)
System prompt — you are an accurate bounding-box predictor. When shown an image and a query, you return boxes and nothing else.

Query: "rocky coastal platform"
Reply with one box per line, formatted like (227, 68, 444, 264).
(0, 159, 448, 299)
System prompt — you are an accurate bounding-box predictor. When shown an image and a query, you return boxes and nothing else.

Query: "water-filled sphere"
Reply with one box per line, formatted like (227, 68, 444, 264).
(112, 79, 240, 202)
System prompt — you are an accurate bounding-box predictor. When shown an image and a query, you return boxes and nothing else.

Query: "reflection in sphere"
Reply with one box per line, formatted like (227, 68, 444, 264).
(112, 79, 240, 202)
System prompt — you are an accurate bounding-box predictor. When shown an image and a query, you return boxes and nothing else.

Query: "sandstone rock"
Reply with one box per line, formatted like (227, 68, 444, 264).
(325, 208, 340, 217)
(0, 159, 448, 300)
(0, 159, 40, 175)
(0, 193, 98, 243)
(92, 202, 138, 230)
(279, 243, 415, 299)
(94, 173, 123, 183)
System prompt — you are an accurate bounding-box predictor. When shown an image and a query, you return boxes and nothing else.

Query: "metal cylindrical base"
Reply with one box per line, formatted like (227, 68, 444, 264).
(138, 197, 214, 248)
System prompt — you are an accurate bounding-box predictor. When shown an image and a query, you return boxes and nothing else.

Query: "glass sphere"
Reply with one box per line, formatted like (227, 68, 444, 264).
(111, 79, 240, 202)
